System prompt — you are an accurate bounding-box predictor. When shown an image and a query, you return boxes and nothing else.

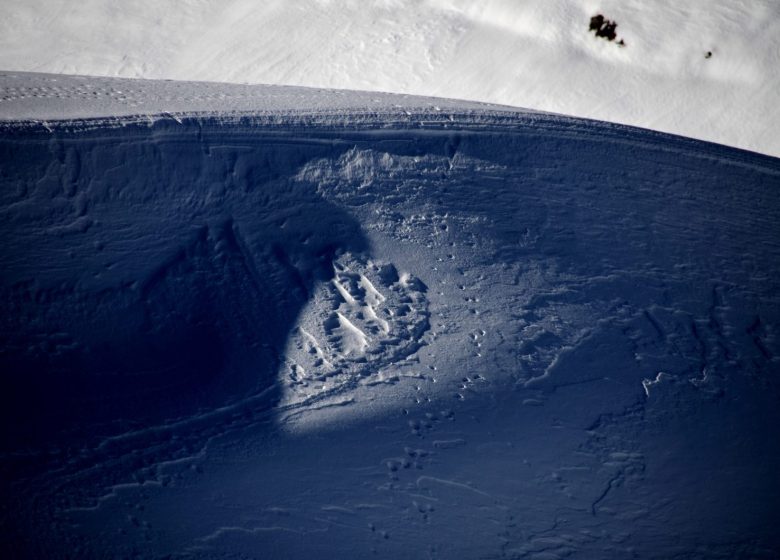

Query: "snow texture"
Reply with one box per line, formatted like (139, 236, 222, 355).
(1, 73, 780, 558)
(1, 0, 779, 157)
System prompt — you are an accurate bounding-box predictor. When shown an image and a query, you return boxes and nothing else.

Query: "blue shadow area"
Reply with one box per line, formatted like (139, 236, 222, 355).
(0, 119, 372, 452)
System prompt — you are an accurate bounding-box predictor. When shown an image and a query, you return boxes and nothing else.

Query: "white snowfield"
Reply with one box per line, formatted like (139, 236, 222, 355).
(1, 72, 779, 558)
(1, 0, 778, 157)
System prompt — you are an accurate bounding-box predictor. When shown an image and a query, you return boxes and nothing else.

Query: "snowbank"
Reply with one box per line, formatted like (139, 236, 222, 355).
(1, 75, 779, 557)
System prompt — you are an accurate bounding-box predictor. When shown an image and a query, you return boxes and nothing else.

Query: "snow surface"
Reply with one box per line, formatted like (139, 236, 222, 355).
(1, 1, 779, 157)
(2, 73, 780, 558)
(0, 71, 515, 123)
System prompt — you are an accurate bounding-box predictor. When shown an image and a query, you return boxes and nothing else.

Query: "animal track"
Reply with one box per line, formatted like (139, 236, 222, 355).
(282, 253, 431, 404)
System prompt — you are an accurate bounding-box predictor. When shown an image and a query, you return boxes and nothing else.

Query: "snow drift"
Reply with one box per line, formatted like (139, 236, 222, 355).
(1, 74, 779, 558)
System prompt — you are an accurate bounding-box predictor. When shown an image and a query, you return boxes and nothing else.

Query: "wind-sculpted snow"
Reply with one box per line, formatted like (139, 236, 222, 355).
(0, 71, 519, 124)
(1, 79, 780, 558)
(0, 121, 372, 451)
(282, 253, 432, 407)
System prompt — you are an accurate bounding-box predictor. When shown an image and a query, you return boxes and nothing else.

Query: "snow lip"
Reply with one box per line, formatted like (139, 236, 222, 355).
(0, 70, 529, 121)
(2, 72, 778, 163)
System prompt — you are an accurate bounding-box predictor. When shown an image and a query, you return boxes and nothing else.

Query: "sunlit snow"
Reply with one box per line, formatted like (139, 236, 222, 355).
(1, 0, 778, 156)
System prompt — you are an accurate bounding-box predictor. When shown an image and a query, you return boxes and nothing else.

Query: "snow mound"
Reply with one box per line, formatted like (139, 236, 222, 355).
(1, 74, 779, 558)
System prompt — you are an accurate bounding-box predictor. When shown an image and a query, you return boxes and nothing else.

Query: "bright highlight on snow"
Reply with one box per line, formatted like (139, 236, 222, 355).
(1, 0, 778, 156)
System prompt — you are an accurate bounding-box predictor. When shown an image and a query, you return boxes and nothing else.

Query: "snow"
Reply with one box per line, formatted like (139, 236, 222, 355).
(0, 71, 515, 123)
(1, 1, 778, 156)
(1, 72, 779, 557)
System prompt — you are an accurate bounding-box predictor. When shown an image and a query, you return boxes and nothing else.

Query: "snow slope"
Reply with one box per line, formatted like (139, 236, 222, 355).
(1, 73, 780, 558)
(1, 1, 778, 157)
